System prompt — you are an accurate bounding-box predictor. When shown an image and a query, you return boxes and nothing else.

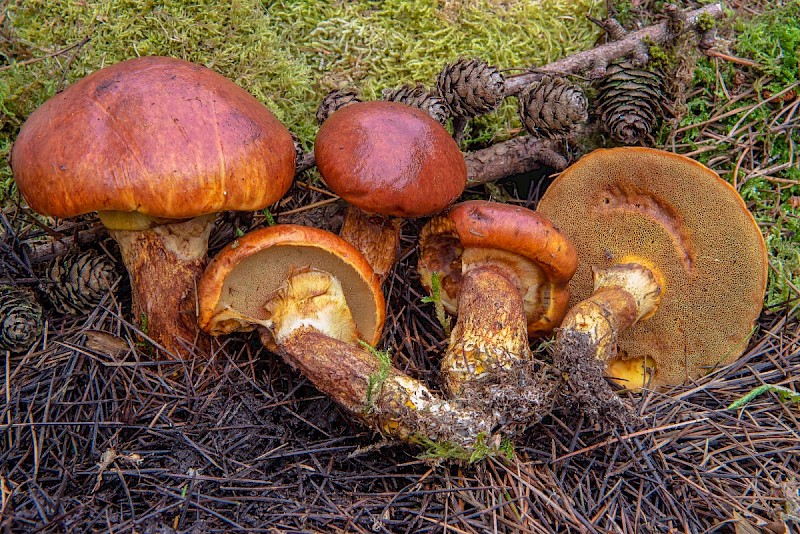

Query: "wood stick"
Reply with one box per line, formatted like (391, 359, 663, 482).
(503, 3, 724, 94)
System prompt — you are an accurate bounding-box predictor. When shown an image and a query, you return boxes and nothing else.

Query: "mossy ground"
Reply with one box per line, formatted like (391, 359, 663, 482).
(676, 1, 800, 308)
(0, 0, 601, 195)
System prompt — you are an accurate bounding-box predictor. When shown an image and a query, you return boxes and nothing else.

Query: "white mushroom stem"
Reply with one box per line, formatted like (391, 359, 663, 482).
(443, 262, 531, 395)
(339, 207, 401, 282)
(555, 263, 662, 389)
(262, 269, 496, 447)
(101, 213, 215, 356)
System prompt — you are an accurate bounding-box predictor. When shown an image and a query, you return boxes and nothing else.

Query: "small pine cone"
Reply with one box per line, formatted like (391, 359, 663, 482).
(594, 62, 666, 145)
(43, 250, 120, 315)
(0, 286, 43, 353)
(316, 89, 361, 124)
(382, 84, 449, 124)
(436, 58, 506, 117)
(518, 76, 588, 138)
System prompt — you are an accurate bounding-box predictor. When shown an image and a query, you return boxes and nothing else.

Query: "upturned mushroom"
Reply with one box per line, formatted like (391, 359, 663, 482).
(314, 101, 466, 280)
(537, 147, 768, 392)
(11, 56, 296, 356)
(418, 200, 578, 395)
(198, 225, 496, 448)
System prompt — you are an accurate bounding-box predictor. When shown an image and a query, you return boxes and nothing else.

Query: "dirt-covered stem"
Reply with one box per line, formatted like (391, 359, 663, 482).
(106, 215, 214, 356)
(443, 263, 531, 395)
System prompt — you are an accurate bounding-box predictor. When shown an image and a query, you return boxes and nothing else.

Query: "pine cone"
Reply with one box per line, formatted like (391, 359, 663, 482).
(42, 250, 120, 315)
(594, 62, 665, 145)
(436, 58, 506, 117)
(518, 76, 588, 138)
(316, 89, 361, 124)
(0, 286, 43, 353)
(382, 84, 449, 124)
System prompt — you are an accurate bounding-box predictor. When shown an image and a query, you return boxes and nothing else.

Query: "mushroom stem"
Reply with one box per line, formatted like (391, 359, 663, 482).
(262, 268, 495, 448)
(275, 328, 494, 447)
(555, 263, 662, 391)
(443, 263, 530, 395)
(339, 207, 401, 282)
(105, 214, 215, 356)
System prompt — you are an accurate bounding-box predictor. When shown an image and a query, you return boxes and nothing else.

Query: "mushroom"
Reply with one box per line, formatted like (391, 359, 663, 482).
(11, 56, 296, 356)
(418, 200, 578, 395)
(198, 224, 496, 448)
(537, 147, 768, 391)
(314, 101, 466, 280)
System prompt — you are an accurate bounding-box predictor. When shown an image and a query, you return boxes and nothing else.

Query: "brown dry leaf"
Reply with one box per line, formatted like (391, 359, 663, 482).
(83, 330, 129, 356)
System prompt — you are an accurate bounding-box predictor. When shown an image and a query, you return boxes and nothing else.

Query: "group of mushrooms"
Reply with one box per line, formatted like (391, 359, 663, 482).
(11, 57, 768, 452)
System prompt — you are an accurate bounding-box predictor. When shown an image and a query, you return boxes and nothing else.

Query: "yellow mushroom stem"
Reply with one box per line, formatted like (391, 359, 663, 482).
(443, 262, 530, 395)
(260, 268, 495, 447)
(99, 211, 216, 357)
(339, 207, 402, 282)
(558, 263, 662, 388)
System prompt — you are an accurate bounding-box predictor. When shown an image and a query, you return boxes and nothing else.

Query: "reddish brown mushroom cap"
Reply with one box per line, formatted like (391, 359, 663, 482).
(537, 147, 769, 387)
(11, 56, 296, 220)
(198, 224, 385, 346)
(419, 200, 578, 336)
(314, 101, 466, 218)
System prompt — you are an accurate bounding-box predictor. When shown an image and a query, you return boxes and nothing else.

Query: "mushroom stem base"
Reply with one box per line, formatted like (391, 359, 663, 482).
(108, 215, 214, 357)
(552, 263, 661, 422)
(558, 263, 661, 364)
(444, 263, 531, 395)
(340, 207, 401, 282)
(273, 327, 495, 448)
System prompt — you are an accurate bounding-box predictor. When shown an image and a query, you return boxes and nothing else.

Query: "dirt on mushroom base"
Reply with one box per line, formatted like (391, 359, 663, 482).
(2, 1, 799, 532)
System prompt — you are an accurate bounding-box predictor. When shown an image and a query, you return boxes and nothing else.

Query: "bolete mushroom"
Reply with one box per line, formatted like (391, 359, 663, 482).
(11, 56, 296, 356)
(314, 101, 466, 280)
(418, 200, 578, 394)
(537, 147, 768, 391)
(198, 225, 496, 448)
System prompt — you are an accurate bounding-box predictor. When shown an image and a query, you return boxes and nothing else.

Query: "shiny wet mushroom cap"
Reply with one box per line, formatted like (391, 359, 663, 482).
(537, 147, 768, 389)
(11, 56, 296, 356)
(314, 101, 467, 280)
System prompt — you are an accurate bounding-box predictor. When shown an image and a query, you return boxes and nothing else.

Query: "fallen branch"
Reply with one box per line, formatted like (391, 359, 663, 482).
(504, 3, 724, 94)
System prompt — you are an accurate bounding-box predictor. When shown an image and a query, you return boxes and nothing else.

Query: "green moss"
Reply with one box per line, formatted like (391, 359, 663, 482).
(696, 11, 716, 32)
(667, 1, 800, 308)
(0, 0, 601, 200)
(416, 432, 515, 463)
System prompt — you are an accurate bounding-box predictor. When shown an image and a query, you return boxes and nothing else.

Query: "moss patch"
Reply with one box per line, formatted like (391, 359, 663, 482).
(659, 0, 800, 308)
(1, 0, 602, 200)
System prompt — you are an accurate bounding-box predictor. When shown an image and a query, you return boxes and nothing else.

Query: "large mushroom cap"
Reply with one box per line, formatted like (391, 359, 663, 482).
(419, 200, 578, 336)
(11, 56, 296, 220)
(198, 224, 385, 346)
(537, 147, 768, 387)
(314, 101, 466, 218)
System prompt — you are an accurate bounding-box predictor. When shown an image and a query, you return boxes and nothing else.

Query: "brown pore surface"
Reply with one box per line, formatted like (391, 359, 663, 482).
(314, 101, 466, 218)
(11, 56, 296, 219)
(537, 147, 768, 387)
(198, 224, 385, 346)
(419, 200, 578, 336)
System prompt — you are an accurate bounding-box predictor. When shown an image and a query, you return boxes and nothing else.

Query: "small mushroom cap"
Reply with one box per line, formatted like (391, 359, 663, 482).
(418, 200, 578, 336)
(314, 101, 466, 218)
(12, 56, 296, 220)
(537, 147, 768, 387)
(198, 224, 385, 346)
